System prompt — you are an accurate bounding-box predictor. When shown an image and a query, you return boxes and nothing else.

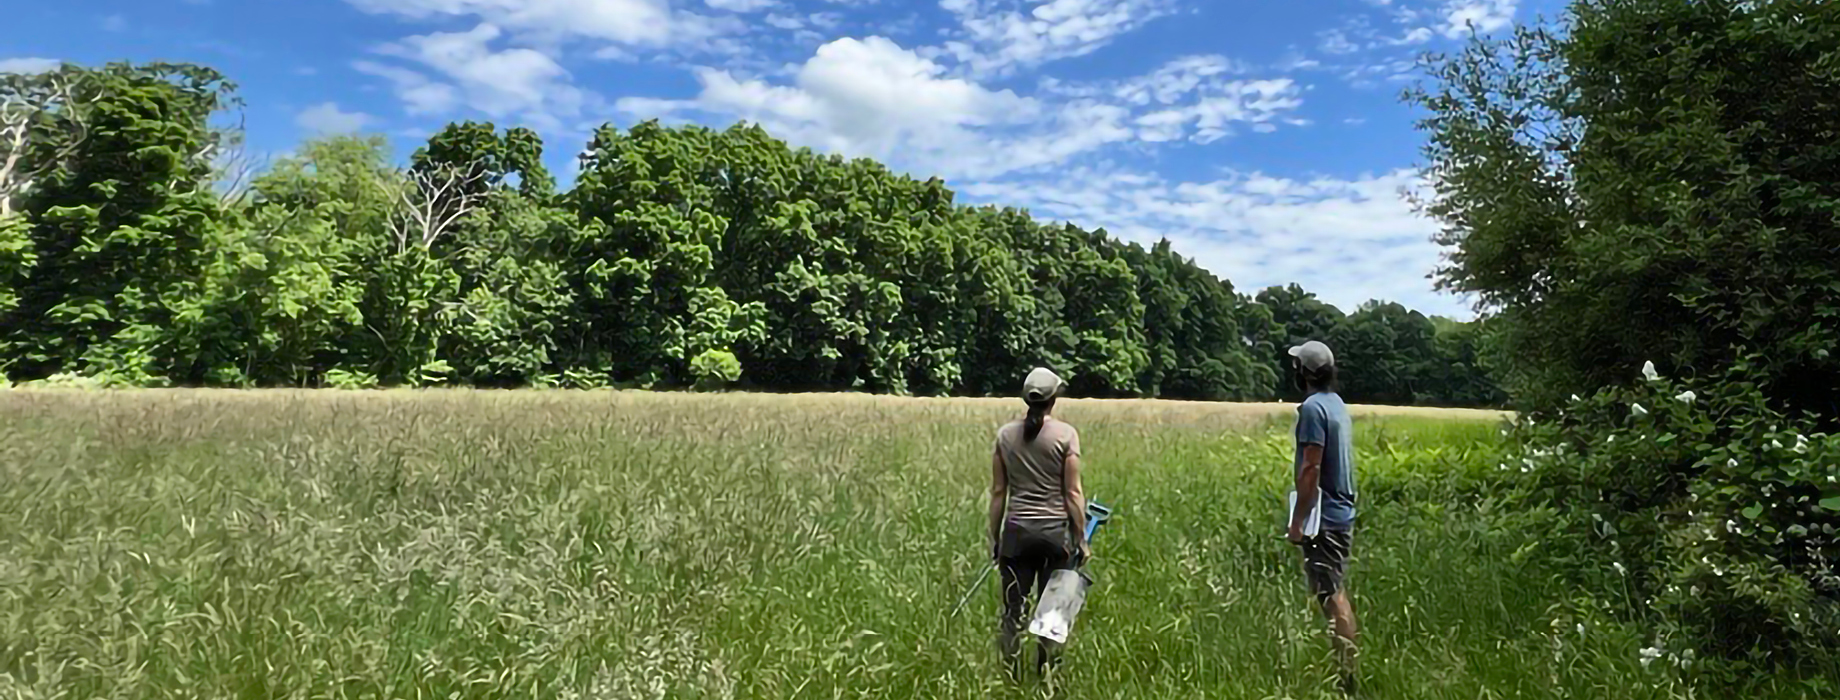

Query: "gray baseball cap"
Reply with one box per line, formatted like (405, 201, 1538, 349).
(1287, 340, 1335, 372)
(1023, 367, 1064, 402)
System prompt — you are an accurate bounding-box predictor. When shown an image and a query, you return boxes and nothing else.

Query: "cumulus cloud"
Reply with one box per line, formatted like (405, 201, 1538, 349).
(0, 58, 60, 74)
(296, 102, 376, 134)
(959, 168, 1465, 315)
(938, 0, 1177, 76)
(621, 36, 1046, 175)
(357, 23, 590, 129)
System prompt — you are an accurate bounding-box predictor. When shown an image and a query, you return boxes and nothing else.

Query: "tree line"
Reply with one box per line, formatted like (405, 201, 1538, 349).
(0, 61, 1502, 406)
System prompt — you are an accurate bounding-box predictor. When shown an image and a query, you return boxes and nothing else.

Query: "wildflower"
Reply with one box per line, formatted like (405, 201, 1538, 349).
(1613, 562, 1626, 576)
(1571, 394, 1582, 403)
(1640, 646, 1664, 668)
(1607, 434, 1617, 443)
(1675, 390, 1696, 403)
(1632, 403, 1648, 417)
(1772, 439, 1785, 450)
(1727, 457, 1739, 469)
(1642, 361, 1660, 382)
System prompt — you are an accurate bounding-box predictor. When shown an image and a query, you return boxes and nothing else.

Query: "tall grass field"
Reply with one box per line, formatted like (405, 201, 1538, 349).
(0, 391, 1739, 698)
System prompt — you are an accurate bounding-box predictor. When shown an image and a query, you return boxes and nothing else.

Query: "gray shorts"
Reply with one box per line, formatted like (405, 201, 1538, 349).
(1302, 528, 1353, 602)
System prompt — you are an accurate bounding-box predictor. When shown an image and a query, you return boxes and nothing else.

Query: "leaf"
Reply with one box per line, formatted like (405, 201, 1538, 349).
(1818, 496, 1840, 512)
(1742, 505, 1763, 520)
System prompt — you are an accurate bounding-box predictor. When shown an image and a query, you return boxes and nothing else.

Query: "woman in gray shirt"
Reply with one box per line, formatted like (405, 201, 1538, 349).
(988, 367, 1089, 677)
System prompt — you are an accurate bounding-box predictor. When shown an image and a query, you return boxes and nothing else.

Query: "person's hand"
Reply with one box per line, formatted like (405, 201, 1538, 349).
(1286, 522, 1306, 545)
(1079, 541, 1093, 563)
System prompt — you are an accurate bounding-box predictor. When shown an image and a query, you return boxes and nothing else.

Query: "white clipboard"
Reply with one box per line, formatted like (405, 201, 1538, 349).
(1287, 490, 1322, 538)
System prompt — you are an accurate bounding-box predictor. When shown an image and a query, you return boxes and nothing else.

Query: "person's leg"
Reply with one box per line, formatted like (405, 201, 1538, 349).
(1305, 530, 1358, 692)
(998, 558, 1031, 677)
(1326, 589, 1358, 676)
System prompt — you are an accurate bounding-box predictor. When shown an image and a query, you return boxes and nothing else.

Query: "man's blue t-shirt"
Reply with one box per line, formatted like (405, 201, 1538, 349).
(1294, 392, 1357, 530)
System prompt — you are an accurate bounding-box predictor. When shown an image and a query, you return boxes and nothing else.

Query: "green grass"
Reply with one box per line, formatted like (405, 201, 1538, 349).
(0, 390, 1728, 698)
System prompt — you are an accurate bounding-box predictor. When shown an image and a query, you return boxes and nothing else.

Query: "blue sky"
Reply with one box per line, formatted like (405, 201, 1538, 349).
(4, 0, 1561, 318)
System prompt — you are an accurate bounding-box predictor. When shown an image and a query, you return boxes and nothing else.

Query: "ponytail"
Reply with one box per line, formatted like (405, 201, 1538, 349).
(1023, 398, 1055, 442)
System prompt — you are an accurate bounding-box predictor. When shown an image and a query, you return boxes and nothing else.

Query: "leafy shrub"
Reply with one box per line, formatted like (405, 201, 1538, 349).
(690, 349, 741, 392)
(322, 369, 379, 390)
(1509, 358, 1840, 668)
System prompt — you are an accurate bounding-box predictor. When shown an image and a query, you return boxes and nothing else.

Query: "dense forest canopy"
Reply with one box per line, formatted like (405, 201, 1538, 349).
(0, 60, 1501, 406)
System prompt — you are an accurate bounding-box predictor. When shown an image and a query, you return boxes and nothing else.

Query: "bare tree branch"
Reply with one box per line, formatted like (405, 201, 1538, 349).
(385, 164, 487, 254)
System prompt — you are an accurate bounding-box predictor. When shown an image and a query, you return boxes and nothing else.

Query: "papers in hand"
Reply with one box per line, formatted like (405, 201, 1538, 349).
(1287, 490, 1322, 538)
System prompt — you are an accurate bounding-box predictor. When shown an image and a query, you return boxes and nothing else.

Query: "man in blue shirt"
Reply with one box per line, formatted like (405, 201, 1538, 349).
(1284, 340, 1359, 693)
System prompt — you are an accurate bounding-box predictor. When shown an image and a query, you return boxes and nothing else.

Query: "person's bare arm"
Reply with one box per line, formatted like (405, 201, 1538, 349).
(988, 447, 1007, 560)
(1064, 452, 1090, 560)
(1289, 444, 1323, 543)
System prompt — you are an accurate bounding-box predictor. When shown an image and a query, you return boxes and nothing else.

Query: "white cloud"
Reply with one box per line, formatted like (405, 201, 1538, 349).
(345, 0, 729, 49)
(705, 0, 776, 10)
(622, 36, 1046, 176)
(296, 102, 377, 134)
(939, 0, 1177, 76)
(353, 60, 464, 114)
(764, 13, 805, 30)
(362, 23, 590, 129)
(1133, 79, 1304, 144)
(0, 58, 60, 74)
(1113, 55, 1249, 105)
(1319, 29, 1360, 55)
(1442, 0, 1517, 38)
(958, 167, 1466, 315)
(1380, 26, 1436, 46)
(624, 44, 1305, 179)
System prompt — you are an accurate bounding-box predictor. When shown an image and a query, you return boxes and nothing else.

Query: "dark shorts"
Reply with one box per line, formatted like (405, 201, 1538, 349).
(1302, 528, 1353, 602)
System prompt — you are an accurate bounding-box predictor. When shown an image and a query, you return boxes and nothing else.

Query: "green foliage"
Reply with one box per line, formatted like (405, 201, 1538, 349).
(1508, 359, 1840, 669)
(1412, 0, 1840, 416)
(1253, 286, 1503, 406)
(322, 367, 379, 390)
(690, 348, 742, 391)
(1414, 1, 1840, 673)
(0, 217, 32, 322)
(0, 63, 1501, 405)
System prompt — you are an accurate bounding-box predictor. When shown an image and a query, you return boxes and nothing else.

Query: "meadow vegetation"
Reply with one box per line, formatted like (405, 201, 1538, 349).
(4, 389, 1802, 699)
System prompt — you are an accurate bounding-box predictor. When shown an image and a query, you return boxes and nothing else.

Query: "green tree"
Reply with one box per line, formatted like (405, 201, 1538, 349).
(1412, 0, 1840, 417)
(2, 62, 237, 384)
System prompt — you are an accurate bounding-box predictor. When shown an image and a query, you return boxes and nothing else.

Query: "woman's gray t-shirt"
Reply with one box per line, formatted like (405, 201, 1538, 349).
(995, 418, 1080, 522)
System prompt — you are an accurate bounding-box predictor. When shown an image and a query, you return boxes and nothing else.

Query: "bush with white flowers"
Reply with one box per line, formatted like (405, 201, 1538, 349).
(1505, 356, 1840, 667)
